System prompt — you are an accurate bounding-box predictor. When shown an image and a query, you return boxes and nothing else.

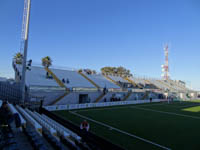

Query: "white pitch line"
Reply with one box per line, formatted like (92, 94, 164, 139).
(131, 106, 200, 120)
(70, 111, 171, 150)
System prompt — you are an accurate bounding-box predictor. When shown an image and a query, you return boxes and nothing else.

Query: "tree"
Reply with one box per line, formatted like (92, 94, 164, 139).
(42, 56, 52, 68)
(101, 66, 132, 77)
(14, 52, 23, 64)
(92, 70, 97, 74)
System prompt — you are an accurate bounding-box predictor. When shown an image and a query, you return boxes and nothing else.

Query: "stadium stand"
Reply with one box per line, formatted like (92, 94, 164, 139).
(8, 103, 26, 126)
(78, 71, 100, 89)
(82, 72, 120, 89)
(122, 91, 132, 101)
(12, 61, 198, 106)
(149, 79, 169, 90)
(123, 77, 139, 88)
(44, 67, 67, 89)
(1, 103, 124, 150)
(103, 74, 122, 88)
(108, 75, 128, 83)
(1, 104, 86, 150)
(107, 75, 137, 89)
(14, 64, 59, 88)
(49, 68, 96, 88)
(16, 106, 42, 134)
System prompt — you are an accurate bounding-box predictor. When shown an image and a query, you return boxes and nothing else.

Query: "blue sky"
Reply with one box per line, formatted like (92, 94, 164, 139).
(0, 0, 200, 90)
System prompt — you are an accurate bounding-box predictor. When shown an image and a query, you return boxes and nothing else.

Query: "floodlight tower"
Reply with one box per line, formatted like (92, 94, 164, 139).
(161, 44, 170, 80)
(21, 0, 31, 103)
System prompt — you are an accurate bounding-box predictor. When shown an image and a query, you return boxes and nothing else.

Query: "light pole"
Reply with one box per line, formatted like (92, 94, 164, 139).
(21, 0, 31, 103)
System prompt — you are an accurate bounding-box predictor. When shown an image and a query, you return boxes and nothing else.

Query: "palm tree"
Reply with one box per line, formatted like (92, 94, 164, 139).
(42, 56, 52, 78)
(42, 56, 52, 68)
(14, 52, 23, 64)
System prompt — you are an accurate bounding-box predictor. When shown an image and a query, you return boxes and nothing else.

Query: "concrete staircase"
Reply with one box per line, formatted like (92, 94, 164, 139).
(124, 77, 142, 88)
(78, 71, 100, 89)
(144, 79, 159, 89)
(95, 93, 106, 103)
(103, 75, 122, 88)
(44, 67, 70, 105)
(49, 91, 70, 105)
(168, 80, 187, 91)
(157, 80, 177, 91)
(44, 67, 67, 89)
(122, 91, 132, 101)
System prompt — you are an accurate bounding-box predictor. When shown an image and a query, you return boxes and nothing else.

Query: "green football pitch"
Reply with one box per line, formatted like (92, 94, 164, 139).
(54, 100, 200, 150)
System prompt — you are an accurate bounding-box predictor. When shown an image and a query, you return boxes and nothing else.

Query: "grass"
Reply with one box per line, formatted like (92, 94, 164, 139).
(54, 100, 200, 150)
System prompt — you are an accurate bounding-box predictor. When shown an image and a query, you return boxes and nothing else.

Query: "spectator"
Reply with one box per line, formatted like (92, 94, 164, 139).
(103, 87, 106, 94)
(27, 59, 32, 67)
(46, 72, 49, 78)
(62, 78, 65, 83)
(0, 102, 21, 129)
(104, 98, 107, 102)
(66, 78, 70, 84)
(80, 120, 90, 132)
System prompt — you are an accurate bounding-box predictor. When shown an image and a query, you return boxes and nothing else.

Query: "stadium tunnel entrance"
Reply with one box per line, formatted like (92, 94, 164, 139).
(79, 94, 89, 103)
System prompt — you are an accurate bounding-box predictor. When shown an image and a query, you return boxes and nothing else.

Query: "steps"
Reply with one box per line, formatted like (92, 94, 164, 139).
(157, 80, 177, 91)
(168, 80, 186, 91)
(78, 71, 100, 89)
(44, 67, 67, 89)
(144, 79, 159, 89)
(122, 91, 132, 101)
(103, 75, 122, 88)
(45, 67, 70, 105)
(144, 79, 151, 84)
(49, 91, 70, 105)
(124, 77, 142, 88)
(95, 93, 106, 103)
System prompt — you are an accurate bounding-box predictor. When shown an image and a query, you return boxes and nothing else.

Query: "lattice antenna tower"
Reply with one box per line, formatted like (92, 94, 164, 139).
(161, 44, 170, 80)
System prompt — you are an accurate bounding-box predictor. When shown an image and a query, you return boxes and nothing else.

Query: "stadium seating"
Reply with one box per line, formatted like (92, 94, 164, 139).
(41, 114, 81, 141)
(14, 106, 81, 149)
(8, 103, 26, 126)
(23, 125, 49, 150)
(25, 109, 57, 136)
(108, 75, 137, 89)
(49, 68, 96, 88)
(167, 80, 188, 91)
(82, 73, 120, 89)
(16, 106, 42, 133)
(15, 65, 59, 87)
(130, 77, 146, 85)
(108, 75, 129, 83)
(12, 62, 195, 106)
(149, 79, 169, 90)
